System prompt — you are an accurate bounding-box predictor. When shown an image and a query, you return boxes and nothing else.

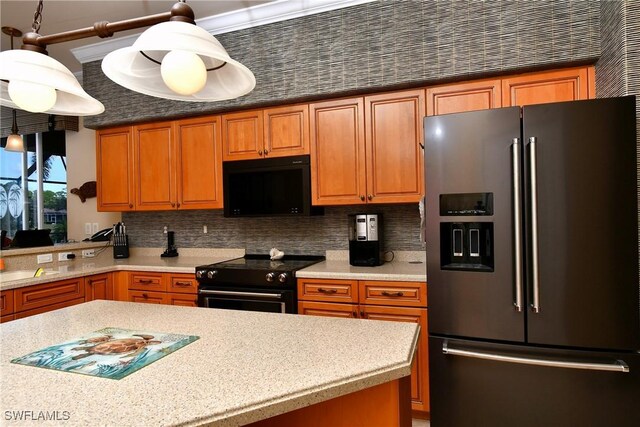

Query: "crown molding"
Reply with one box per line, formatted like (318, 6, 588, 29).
(72, 0, 375, 65)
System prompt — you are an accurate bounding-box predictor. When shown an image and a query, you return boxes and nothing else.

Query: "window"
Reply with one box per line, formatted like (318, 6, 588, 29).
(1, 131, 67, 246)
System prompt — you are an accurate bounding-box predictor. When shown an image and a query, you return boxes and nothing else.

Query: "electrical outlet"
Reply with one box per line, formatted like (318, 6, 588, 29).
(92, 223, 99, 234)
(58, 252, 73, 261)
(37, 253, 53, 264)
(82, 249, 95, 258)
(203, 225, 208, 234)
(85, 223, 92, 235)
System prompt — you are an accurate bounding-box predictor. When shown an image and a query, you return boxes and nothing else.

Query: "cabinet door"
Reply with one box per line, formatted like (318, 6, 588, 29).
(309, 98, 367, 205)
(85, 273, 113, 301)
(426, 79, 501, 116)
(96, 126, 135, 211)
(128, 291, 168, 305)
(134, 121, 176, 210)
(362, 305, 429, 414)
(263, 104, 310, 158)
(298, 301, 358, 318)
(222, 110, 264, 161)
(365, 89, 425, 203)
(168, 293, 198, 307)
(175, 116, 223, 209)
(502, 66, 594, 107)
(14, 278, 85, 313)
(1, 290, 14, 316)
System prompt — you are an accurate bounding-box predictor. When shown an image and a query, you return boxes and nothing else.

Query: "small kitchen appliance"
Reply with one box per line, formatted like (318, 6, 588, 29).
(196, 254, 324, 314)
(348, 213, 383, 266)
(161, 231, 178, 258)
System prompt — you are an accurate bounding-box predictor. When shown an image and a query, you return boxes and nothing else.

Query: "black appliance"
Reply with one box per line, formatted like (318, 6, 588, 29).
(10, 229, 53, 248)
(348, 213, 384, 266)
(196, 255, 324, 314)
(223, 155, 324, 217)
(425, 96, 640, 426)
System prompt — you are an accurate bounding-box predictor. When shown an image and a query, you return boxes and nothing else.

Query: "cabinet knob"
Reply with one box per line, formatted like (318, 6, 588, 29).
(177, 203, 180, 208)
(360, 310, 365, 318)
(367, 194, 373, 201)
(258, 150, 263, 156)
(264, 149, 269, 155)
(129, 204, 133, 209)
(353, 311, 358, 318)
(360, 195, 365, 201)
(171, 203, 175, 208)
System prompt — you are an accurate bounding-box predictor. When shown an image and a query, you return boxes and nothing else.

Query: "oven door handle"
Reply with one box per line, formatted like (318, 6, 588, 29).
(199, 289, 284, 299)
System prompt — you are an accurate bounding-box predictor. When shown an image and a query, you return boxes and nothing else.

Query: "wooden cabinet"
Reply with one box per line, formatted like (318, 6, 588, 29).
(223, 105, 310, 161)
(85, 273, 113, 301)
(426, 79, 502, 116)
(310, 90, 425, 206)
(297, 278, 429, 415)
(502, 66, 594, 107)
(98, 116, 223, 212)
(126, 271, 198, 306)
(1, 289, 14, 323)
(14, 277, 85, 313)
(309, 98, 367, 205)
(175, 116, 224, 209)
(96, 126, 135, 211)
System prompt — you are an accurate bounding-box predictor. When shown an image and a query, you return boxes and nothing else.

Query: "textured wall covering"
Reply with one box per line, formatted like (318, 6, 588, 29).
(122, 204, 422, 255)
(83, 0, 600, 129)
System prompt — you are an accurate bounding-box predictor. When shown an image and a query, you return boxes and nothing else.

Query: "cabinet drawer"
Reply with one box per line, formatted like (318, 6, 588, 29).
(128, 290, 168, 305)
(1, 290, 14, 316)
(168, 293, 198, 307)
(298, 301, 358, 318)
(168, 274, 197, 294)
(14, 297, 85, 320)
(14, 278, 85, 313)
(129, 273, 166, 292)
(297, 278, 358, 303)
(359, 281, 427, 307)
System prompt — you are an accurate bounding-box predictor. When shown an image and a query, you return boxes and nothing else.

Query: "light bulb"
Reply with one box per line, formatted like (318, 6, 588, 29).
(160, 50, 207, 96)
(8, 80, 57, 113)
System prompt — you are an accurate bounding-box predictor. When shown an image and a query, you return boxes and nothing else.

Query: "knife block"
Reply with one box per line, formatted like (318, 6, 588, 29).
(113, 234, 129, 259)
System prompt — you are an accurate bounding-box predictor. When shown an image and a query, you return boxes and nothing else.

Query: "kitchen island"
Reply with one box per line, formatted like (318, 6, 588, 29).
(0, 300, 418, 426)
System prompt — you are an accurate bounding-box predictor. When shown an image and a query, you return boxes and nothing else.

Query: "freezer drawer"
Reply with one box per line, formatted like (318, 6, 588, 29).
(429, 336, 640, 427)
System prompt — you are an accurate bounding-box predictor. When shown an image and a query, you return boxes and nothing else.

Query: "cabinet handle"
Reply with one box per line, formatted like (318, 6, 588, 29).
(138, 279, 153, 284)
(381, 291, 404, 297)
(87, 279, 93, 285)
(317, 288, 337, 294)
(360, 195, 365, 201)
(367, 194, 373, 201)
(264, 149, 269, 155)
(258, 150, 263, 156)
(129, 204, 133, 208)
(142, 293, 148, 299)
(360, 310, 366, 318)
(174, 281, 192, 287)
(353, 311, 358, 318)
(177, 203, 180, 208)
(171, 202, 175, 208)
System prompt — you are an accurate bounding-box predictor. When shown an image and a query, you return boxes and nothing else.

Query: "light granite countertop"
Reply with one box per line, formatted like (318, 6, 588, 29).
(0, 253, 241, 291)
(0, 300, 418, 426)
(296, 259, 427, 282)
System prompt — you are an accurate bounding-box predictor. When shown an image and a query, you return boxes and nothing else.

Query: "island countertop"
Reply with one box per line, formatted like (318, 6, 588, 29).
(0, 300, 419, 426)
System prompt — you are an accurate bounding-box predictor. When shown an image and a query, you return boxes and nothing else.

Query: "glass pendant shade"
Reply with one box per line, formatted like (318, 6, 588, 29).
(0, 49, 104, 116)
(5, 133, 24, 152)
(101, 21, 256, 101)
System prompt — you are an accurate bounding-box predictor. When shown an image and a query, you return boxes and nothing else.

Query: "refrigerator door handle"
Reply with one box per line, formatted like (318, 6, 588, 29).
(442, 342, 630, 373)
(511, 138, 523, 312)
(529, 136, 541, 313)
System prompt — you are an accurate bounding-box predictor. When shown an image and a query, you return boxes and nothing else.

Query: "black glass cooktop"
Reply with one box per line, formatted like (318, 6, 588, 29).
(199, 255, 324, 272)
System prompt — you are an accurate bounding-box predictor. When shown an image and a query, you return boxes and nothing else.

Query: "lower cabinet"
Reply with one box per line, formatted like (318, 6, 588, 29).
(85, 273, 113, 301)
(298, 278, 429, 416)
(126, 271, 197, 307)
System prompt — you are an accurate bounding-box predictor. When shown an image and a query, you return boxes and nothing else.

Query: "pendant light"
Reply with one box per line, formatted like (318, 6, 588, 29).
(101, 2, 255, 101)
(0, 2, 104, 116)
(5, 109, 24, 152)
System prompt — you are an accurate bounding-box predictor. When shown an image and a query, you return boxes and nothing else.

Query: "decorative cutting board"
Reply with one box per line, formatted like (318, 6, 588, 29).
(11, 327, 199, 380)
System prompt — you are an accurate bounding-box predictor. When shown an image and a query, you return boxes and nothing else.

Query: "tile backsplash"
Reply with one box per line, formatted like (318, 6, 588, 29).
(122, 204, 423, 255)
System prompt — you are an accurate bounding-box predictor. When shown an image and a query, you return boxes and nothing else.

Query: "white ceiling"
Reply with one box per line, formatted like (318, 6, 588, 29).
(0, 0, 275, 73)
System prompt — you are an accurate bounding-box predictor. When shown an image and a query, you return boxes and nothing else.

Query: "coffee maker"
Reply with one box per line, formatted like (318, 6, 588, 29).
(349, 213, 383, 266)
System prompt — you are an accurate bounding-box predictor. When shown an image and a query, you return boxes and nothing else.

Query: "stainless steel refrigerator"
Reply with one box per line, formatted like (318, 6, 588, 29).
(425, 96, 640, 426)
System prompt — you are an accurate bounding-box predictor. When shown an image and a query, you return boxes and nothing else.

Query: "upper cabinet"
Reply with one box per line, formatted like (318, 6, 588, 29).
(96, 126, 135, 211)
(97, 116, 223, 212)
(310, 90, 425, 205)
(222, 105, 309, 161)
(502, 66, 595, 107)
(426, 79, 502, 116)
(310, 98, 366, 205)
(364, 89, 425, 204)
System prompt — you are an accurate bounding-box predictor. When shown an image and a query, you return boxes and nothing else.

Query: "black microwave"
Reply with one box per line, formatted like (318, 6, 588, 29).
(223, 155, 324, 217)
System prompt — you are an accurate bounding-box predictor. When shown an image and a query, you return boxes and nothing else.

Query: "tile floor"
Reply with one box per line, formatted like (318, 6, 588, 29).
(412, 419, 430, 427)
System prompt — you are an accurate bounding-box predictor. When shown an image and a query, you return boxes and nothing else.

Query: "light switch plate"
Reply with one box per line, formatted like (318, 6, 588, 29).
(37, 253, 53, 264)
(82, 249, 95, 258)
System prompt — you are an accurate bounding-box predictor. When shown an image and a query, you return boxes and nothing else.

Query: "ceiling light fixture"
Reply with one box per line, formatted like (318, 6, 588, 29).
(0, 0, 255, 117)
(5, 109, 24, 152)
